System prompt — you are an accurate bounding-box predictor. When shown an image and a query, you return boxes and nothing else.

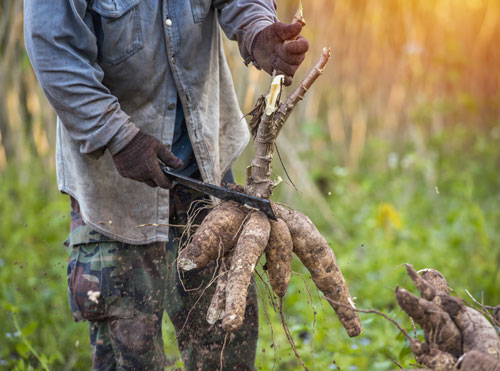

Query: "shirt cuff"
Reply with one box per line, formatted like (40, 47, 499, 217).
(107, 121, 140, 155)
(242, 19, 276, 65)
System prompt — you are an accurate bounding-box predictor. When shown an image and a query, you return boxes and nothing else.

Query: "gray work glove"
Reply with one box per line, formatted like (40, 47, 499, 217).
(251, 22, 309, 86)
(112, 130, 182, 189)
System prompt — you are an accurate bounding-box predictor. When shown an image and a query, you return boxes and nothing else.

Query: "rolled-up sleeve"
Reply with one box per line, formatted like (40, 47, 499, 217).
(24, 0, 139, 157)
(214, 0, 278, 64)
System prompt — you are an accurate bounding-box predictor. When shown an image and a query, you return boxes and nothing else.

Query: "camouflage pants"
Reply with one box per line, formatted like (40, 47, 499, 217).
(66, 183, 258, 370)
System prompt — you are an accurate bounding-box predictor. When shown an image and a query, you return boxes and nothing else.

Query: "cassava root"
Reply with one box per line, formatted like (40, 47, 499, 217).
(265, 218, 293, 298)
(222, 211, 270, 331)
(274, 204, 362, 337)
(178, 200, 246, 271)
(206, 251, 233, 325)
(192, 199, 362, 338)
(396, 264, 500, 370)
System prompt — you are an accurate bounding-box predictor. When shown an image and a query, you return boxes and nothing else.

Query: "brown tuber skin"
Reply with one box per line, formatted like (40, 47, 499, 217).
(396, 264, 500, 370)
(178, 201, 247, 271)
(399, 265, 463, 358)
(222, 211, 270, 332)
(265, 218, 293, 297)
(206, 251, 233, 325)
(418, 348, 457, 371)
(410, 338, 456, 371)
(395, 287, 462, 358)
(206, 269, 228, 325)
(405, 265, 448, 301)
(440, 295, 500, 360)
(419, 269, 450, 296)
(458, 350, 500, 371)
(274, 204, 363, 337)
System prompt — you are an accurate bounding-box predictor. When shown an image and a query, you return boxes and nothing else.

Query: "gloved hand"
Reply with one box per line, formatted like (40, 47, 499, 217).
(112, 130, 183, 189)
(251, 22, 309, 86)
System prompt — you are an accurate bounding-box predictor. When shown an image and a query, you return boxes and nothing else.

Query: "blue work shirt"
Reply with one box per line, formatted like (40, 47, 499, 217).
(171, 95, 197, 176)
(24, 0, 277, 244)
(171, 101, 235, 182)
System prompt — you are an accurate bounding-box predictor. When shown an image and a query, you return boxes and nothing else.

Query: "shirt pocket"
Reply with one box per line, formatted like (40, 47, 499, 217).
(91, 0, 144, 64)
(190, 0, 213, 23)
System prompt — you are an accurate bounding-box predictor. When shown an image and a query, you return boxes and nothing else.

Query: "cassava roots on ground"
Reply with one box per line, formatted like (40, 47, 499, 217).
(396, 264, 500, 370)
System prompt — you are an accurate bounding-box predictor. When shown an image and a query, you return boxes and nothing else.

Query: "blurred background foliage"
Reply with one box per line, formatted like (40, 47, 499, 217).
(1, 0, 499, 369)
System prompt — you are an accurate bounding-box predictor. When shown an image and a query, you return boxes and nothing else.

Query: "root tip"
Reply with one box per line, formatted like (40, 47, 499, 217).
(222, 314, 243, 332)
(347, 326, 363, 337)
(178, 257, 198, 271)
(207, 309, 224, 325)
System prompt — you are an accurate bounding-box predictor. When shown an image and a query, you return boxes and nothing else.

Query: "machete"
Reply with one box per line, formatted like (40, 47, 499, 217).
(161, 166, 277, 220)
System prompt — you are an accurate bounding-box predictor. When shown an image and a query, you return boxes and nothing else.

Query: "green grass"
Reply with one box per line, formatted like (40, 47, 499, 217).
(1, 124, 499, 370)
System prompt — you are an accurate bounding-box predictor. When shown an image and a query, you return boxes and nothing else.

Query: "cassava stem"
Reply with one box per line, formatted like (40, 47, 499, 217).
(246, 75, 284, 198)
(275, 47, 331, 135)
(246, 48, 331, 199)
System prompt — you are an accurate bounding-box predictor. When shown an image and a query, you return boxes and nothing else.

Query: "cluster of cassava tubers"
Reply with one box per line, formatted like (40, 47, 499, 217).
(177, 44, 363, 339)
(396, 264, 500, 370)
(178, 199, 362, 337)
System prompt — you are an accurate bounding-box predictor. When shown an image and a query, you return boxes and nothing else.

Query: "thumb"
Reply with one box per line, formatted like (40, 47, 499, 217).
(157, 144, 183, 169)
(273, 22, 303, 41)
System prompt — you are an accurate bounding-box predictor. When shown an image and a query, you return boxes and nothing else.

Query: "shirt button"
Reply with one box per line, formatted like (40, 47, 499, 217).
(165, 18, 172, 27)
(168, 103, 176, 110)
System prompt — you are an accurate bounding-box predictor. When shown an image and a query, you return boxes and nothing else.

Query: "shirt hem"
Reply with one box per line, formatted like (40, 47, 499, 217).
(59, 187, 170, 245)
(220, 129, 250, 178)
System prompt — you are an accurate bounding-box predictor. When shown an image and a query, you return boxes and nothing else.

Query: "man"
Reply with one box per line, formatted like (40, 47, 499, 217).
(24, 0, 308, 369)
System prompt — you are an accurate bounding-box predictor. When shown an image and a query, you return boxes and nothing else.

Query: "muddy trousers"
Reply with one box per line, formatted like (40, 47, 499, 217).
(66, 184, 258, 370)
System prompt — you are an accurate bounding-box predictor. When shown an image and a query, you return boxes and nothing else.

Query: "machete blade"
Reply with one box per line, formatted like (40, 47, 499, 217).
(161, 166, 277, 220)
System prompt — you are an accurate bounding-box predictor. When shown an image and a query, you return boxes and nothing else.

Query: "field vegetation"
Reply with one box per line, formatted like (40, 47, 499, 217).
(1, 0, 499, 369)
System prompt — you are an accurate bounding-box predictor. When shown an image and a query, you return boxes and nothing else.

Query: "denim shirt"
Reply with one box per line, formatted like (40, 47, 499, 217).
(171, 95, 198, 177)
(24, 0, 277, 244)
